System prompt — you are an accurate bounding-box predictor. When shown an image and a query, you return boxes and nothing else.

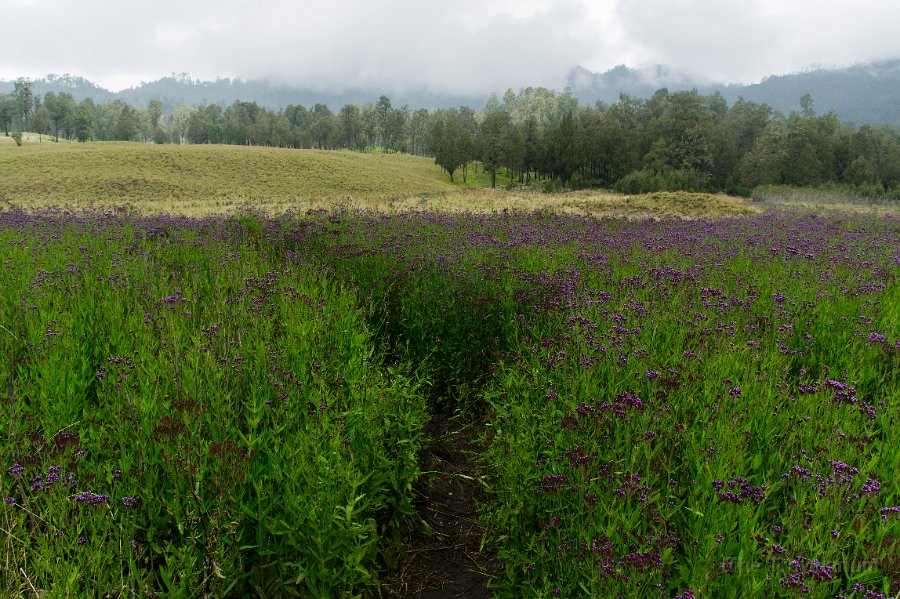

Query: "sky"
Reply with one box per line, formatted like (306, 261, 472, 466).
(3, 0, 900, 93)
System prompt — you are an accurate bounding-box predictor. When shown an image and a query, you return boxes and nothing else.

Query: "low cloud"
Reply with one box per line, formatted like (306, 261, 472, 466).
(2, 0, 899, 92)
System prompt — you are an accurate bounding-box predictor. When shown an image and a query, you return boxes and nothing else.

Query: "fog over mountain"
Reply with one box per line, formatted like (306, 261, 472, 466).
(3, 60, 900, 126)
(568, 59, 900, 126)
(4, 0, 900, 95)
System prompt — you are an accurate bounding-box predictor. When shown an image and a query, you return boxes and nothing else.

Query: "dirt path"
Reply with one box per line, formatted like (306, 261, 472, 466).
(382, 412, 495, 598)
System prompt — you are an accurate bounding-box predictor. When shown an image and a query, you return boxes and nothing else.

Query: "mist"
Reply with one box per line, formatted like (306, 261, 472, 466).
(3, 0, 900, 94)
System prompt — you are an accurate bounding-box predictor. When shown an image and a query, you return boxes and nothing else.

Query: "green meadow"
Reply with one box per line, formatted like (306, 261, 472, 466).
(0, 141, 897, 598)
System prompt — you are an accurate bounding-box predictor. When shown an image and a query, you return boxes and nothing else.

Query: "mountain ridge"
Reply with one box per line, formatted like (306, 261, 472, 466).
(3, 59, 899, 125)
(568, 59, 900, 125)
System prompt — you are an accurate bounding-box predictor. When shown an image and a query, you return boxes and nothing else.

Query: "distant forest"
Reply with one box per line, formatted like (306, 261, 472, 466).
(4, 60, 900, 125)
(3, 77, 899, 196)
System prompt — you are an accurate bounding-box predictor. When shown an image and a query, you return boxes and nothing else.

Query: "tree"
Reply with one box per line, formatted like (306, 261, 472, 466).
(338, 104, 364, 150)
(115, 103, 140, 141)
(736, 119, 786, 187)
(522, 115, 541, 184)
(284, 104, 311, 147)
(71, 98, 96, 141)
(44, 91, 76, 142)
(147, 99, 163, 130)
(800, 94, 815, 118)
(456, 107, 479, 182)
(407, 108, 430, 156)
(726, 97, 772, 155)
(170, 103, 196, 144)
(0, 95, 16, 136)
(187, 105, 224, 144)
(843, 156, 878, 185)
(674, 126, 714, 179)
(375, 95, 393, 150)
(32, 95, 50, 141)
(223, 101, 258, 144)
(543, 110, 580, 183)
(431, 109, 466, 182)
(481, 110, 511, 188)
(13, 78, 33, 129)
(309, 103, 335, 149)
(386, 105, 408, 153)
(504, 122, 525, 184)
(361, 103, 379, 148)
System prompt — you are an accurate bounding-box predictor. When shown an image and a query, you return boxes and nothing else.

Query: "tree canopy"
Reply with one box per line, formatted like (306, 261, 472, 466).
(4, 84, 899, 196)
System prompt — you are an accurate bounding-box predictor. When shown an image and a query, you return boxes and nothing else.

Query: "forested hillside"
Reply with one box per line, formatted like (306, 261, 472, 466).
(5, 59, 900, 126)
(3, 79, 899, 197)
(568, 59, 900, 127)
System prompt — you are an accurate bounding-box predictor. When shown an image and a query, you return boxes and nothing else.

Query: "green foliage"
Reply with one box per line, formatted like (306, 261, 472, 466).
(4, 81, 900, 199)
(844, 156, 879, 186)
(481, 110, 512, 188)
(0, 214, 428, 596)
(0, 206, 897, 598)
(613, 168, 709, 194)
(473, 213, 899, 597)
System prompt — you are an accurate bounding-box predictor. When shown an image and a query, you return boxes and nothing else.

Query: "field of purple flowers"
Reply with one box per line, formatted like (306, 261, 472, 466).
(0, 210, 427, 597)
(1, 207, 898, 597)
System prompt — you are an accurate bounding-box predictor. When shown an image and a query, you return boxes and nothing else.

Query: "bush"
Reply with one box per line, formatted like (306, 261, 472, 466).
(725, 178, 753, 197)
(542, 178, 564, 193)
(613, 169, 710, 194)
(11, 131, 23, 146)
(152, 127, 170, 144)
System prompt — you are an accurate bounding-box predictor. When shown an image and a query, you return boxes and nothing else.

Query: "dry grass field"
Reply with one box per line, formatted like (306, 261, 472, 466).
(0, 141, 765, 218)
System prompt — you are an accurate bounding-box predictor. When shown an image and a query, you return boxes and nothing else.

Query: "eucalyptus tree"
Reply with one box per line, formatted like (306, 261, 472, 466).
(338, 103, 364, 150)
(407, 108, 431, 156)
(0, 95, 15, 136)
(13, 78, 33, 129)
(71, 98, 96, 141)
(481, 110, 511, 188)
(44, 91, 76, 141)
(115, 103, 141, 141)
(375, 95, 393, 150)
(309, 103, 335, 149)
(431, 108, 467, 182)
(170, 103, 196, 144)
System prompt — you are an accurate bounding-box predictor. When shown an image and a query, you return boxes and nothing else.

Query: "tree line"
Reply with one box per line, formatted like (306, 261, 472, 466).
(3, 78, 899, 195)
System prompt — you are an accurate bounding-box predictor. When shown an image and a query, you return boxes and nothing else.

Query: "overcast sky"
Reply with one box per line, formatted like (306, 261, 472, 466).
(3, 0, 900, 93)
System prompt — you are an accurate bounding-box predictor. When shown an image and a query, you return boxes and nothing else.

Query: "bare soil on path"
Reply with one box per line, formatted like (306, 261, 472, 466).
(382, 413, 496, 598)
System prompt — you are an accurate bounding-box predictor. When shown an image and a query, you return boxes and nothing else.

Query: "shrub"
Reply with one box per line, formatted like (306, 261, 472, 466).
(613, 169, 711, 194)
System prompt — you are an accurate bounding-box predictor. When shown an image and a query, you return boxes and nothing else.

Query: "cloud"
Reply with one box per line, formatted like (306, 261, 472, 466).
(2, 0, 603, 93)
(1, 0, 899, 91)
(606, 0, 900, 83)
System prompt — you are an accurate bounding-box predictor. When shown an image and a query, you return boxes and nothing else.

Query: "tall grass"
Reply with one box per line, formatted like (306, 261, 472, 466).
(0, 210, 426, 596)
(292, 210, 898, 597)
(1, 207, 897, 597)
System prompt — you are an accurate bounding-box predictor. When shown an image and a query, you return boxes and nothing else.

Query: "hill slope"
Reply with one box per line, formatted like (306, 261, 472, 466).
(0, 142, 455, 214)
(0, 141, 768, 218)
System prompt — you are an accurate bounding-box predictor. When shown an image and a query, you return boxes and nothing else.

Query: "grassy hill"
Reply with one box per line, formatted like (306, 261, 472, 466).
(0, 141, 459, 214)
(0, 140, 768, 218)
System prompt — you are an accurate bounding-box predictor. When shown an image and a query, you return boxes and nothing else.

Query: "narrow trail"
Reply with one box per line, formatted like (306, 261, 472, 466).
(383, 412, 496, 598)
